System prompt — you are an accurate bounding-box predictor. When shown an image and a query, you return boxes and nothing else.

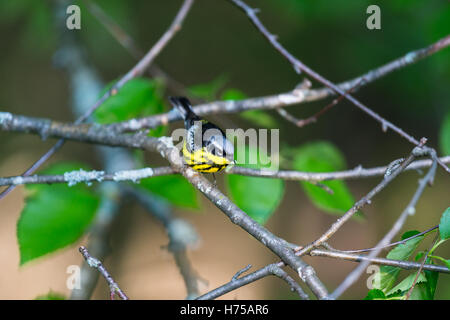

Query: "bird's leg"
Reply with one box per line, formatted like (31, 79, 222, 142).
(212, 173, 217, 188)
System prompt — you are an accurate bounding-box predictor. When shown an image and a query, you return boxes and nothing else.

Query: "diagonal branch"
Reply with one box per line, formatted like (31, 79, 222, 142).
(405, 233, 440, 299)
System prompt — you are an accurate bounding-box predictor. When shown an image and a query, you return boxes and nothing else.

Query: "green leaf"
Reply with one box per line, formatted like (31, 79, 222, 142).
(439, 207, 450, 240)
(18, 163, 100, 265)
(188, 75, 228, 100)
(94, 78, 166, 137)
(385, 266, 435, 300)
(408, 282, 432, 300)
(293, 141, 356, 216)
(372, 231, 424, 292)
(440, 112, 450, 155)
(364, 289, 386, 300)
(386, 272, 427, 296)
(35, 292, 65, 300)
(226, 146, 285, 225)
(138, 175, 199, 209)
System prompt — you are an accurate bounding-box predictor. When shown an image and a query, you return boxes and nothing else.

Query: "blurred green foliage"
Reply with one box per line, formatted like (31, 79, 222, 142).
(138, 175, 200, 209)
(94, 78, 167, 137)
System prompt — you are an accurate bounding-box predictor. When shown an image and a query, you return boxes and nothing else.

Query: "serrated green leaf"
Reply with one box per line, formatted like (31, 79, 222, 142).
(386, 272, 427, 296)
(439, 207, 450, 240)
(94, 78, 166, 136)
(293, 141, 357, 216)
(372, 231, 424, 292)
(364, 289, 386, 300)
(138, 175, 199, 209)
(226, 146, 284, 225)
(18, 163, 100, 265)
(440, 112, 450, 155)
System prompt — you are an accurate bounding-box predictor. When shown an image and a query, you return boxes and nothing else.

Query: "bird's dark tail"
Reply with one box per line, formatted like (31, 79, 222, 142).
(169, 96, 199, 122)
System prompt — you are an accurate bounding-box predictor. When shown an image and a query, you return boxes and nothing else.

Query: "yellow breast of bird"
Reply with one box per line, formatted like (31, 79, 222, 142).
(182, 142, 230, 173)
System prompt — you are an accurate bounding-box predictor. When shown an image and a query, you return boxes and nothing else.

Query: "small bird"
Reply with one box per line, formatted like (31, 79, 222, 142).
(169, 96, 235, 175)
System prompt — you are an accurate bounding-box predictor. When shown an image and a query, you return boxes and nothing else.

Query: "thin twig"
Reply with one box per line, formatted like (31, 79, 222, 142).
(277, 78, 364, 128)
(309, 249, 449, 274)
(340, 225, 438, 254)
(229, 157, 449, 181)
(79, 246, 129, 300)
(405, 232, 440, 300)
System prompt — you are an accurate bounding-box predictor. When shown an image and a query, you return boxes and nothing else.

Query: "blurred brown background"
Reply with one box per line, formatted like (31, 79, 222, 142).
(0, 0, 449, 299)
